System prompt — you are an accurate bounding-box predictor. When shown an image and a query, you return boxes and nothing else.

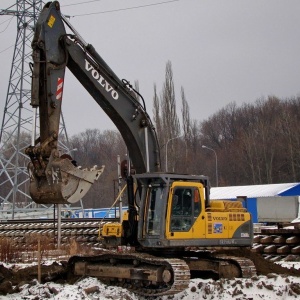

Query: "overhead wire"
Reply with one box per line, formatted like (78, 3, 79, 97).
(0, 16, 13, 26)
(0, 16, 13, 33)
(67, 0, 181, 17)
(0, 44, 14, 54)
(0, 0, 181, 53)
(63, 0, 103, 7)
(0, 17, 14, 54)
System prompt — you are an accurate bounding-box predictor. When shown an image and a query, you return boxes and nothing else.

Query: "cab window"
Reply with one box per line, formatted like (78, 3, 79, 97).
(145, 186, 164, 235)
(170, 188, 196, 232)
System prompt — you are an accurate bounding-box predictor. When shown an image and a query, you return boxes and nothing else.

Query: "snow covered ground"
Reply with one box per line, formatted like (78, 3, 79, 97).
(0, 261, 299, 299)
(1, 274, 300, 300)
(0, 272, 300, 299)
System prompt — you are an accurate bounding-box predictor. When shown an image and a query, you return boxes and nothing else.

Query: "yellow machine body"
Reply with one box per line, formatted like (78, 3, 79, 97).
(165, 182, 250, 242)
(102, 179, 252, 249)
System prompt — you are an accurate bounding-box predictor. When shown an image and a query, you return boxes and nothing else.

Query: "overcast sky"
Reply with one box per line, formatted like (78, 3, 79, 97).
(0, 0, 300, 136)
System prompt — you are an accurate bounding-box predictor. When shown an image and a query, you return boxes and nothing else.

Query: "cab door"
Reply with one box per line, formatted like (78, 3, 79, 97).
(166, 182, 206, 240)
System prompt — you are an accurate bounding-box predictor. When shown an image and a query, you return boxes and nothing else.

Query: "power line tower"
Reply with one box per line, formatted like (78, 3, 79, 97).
(0, 1, 75, 219)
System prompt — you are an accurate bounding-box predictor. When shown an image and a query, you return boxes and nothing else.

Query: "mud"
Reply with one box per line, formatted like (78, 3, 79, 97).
(0, 262, 67, 295)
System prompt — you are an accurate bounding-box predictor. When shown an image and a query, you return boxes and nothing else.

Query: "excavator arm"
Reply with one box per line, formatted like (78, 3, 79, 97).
(26, 1, 161, 204)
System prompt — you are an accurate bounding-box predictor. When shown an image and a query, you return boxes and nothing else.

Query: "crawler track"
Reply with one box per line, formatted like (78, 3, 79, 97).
(68, 252, 190, 296)
(219, 247, 300, 278)
(67, 250, 257, 296)
(223, 256, 256, 278)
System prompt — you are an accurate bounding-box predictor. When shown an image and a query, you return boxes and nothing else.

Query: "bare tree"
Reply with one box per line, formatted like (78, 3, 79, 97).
(161, 61, 180, 172)
(181, 87, 192, 143)
(70, 129, 126, 208)
(152, 83, 163, 147)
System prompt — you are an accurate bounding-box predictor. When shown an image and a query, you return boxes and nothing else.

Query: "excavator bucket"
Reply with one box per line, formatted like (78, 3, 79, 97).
(28, 152, 104, 205)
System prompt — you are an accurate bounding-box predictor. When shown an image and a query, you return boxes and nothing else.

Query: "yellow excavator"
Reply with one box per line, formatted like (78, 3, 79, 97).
(26, 1, 255, 296)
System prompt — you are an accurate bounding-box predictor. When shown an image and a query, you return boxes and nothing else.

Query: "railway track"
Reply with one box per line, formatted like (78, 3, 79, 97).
(0, 219, 300, 262)
(0, 218, 115, 249)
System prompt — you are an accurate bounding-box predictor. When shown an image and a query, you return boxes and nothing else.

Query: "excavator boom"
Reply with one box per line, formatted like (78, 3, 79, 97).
(26, 1, 160, 204)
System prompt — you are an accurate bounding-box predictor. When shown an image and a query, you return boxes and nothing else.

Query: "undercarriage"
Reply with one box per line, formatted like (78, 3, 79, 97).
(67, 249, 257, 296)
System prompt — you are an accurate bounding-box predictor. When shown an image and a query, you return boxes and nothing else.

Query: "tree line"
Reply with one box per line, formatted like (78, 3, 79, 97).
(69, 61, 300, 208)
(1, 61, 300, 209)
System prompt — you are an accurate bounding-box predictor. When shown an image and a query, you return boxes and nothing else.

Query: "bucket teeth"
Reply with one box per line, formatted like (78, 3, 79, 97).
(28, 152, 104, 204)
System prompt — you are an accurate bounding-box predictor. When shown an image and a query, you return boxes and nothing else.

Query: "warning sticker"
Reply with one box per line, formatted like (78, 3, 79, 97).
(56, 77, 63, 100)
(48, 15, 56, 28)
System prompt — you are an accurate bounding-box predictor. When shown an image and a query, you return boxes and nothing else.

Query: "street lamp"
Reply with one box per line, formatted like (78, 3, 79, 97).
(165, 135, 183, 172)
(202, 145, 218, 187)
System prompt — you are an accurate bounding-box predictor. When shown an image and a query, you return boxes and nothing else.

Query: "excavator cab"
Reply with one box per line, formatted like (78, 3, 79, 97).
(101, 173, 209, 248)
(133, 173, 252, 250)
(134, 173, 210, 249)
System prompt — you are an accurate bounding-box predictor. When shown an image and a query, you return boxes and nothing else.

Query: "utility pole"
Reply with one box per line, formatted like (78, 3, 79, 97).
(0, 1, 76, 219)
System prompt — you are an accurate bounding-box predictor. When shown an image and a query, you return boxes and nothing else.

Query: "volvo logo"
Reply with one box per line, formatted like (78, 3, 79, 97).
(213, 217, 227, 221)
(85, 59, 119, 100)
